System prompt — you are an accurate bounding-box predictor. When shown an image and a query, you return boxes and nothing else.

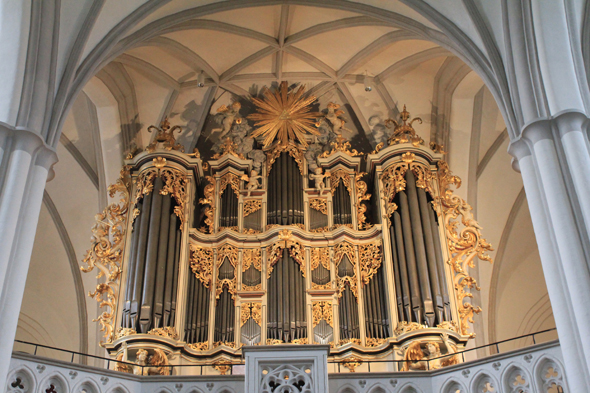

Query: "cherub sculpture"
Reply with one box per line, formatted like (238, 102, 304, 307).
(308, 168, 330, 192)
(211, 102, 242, 140)
(115, 343, 171, 376)
(324, 102, 346, 135)
(241, 170, 263, 197)
(402, 333, 458, 371)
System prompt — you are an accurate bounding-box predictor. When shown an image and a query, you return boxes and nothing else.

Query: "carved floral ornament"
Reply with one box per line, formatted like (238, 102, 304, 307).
(310, 247, 330, 271)
(265, 142, 305, 175)
(266, 238, 306, 279)
(216, 244, 238, 301)
(242, 248, 262, 272)
(133, 160, 190, 229)
(189, 245, 214, 288)
(240, 302, 262, 327)
(309, 198, 328, 215)
(330, 169, 352, 195)
(198, 175, 216, 234)
(312, 301, 333, 328)
(219, 172, 240, 198)
(243, 200, 262, 217)
(81, 167, 131, 346)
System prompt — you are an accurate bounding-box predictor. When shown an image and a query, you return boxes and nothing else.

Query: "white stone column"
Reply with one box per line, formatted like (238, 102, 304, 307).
(0, 124, 57, 387)
(508, 112, 590, 391)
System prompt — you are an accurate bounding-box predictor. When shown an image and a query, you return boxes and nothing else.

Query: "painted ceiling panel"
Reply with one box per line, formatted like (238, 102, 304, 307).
(198, 5, 283, 37)
(286, 6, 361, 35)
(162, 30, 269, 75)
(292, 26, 397, 70)
(126, 46, 195, 81)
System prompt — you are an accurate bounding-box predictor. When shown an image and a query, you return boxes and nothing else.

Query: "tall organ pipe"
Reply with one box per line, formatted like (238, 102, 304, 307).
(430, 207, 451, 321)
(267, 153, 303, 226)
(153, 195, 171, 328)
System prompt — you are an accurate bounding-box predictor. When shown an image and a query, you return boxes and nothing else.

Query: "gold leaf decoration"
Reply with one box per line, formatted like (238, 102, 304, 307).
(219, 172, 240, 198)
(330, 169, 352, 195)
(241, 302, 262, 327)
(384, 105, 424, 147)
(318, 134, 361, 158)
(148, 327, 179, 340)
(266, 143, 305, 174)
(309, 198, 327, 215)
(312, 301, 333, 327)
(354, 172, 371, 230)
(248, 81, 321, 148)
(81, 166, 131, 346)
(188, 342, 209, 351)
(216, 244, 238, 301)
(211, 137, 246, 160)
(198, 176, 216, 234)
(146, 118, 184, 153)
(243, 200, 262, 217)
(242, 248, 262, 272)
(436, 161, 493, 337)
(310, 247, 330, 271)
(358, 241, 383, 285)
(334, 242, 358, 300)
(189, 245, 214, 287)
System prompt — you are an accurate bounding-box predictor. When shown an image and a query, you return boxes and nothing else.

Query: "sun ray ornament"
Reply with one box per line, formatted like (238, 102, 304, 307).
(248, 81, 322, 148)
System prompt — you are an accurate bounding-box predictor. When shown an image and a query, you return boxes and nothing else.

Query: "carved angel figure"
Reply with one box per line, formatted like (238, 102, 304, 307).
(116, 343, 171, 375)
(242, 170, 263, 197)
(402, 334, 458, 371)
(324, 102, 346, 135)
(308, 168, 330, 192)
(211, 102, 242, 139)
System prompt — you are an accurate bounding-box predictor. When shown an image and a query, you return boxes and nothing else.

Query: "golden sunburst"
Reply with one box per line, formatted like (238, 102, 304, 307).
(248, 81, 321, 148)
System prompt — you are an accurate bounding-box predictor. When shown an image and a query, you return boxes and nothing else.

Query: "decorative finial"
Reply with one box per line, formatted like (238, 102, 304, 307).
(145, 117, 184, 153)
(384, 105, 424, 147)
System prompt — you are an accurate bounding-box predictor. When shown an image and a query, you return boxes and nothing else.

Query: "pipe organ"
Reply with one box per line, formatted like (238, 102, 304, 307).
(83, 84, 492, 374)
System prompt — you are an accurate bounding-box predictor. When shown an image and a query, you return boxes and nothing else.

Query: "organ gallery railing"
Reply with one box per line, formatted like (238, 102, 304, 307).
(81, 82, 492, 374)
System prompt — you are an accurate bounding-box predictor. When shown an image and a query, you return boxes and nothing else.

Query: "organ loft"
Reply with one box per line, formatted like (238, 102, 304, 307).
(82, 81, 492, 374)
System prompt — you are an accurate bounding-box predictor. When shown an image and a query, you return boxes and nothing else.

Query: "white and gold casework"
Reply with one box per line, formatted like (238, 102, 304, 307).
(82, 82, 492, 375)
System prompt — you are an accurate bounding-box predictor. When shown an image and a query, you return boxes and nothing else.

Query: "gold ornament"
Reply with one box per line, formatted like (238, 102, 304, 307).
(266, 143, 305, 175)
(318, 134, 361, 158)
(148, 327, 179, 340)
(240, 302, 262, 327)
(365, 338, 386, 348)
(292, 338, 308, 345)
(243, 200, 262, 217)
(394, 321, 427, 335)
(330, 169, 352, 195)
(115, 327, 136, 339)
(355, 172, 371, 230)
(370, 142, 384, 154)
(248, 81, 321, 148)
(266, 339, 283, 345)
(81, 166, 131, 346)
(213, 360, 232, 375)
(309, 198, 328, 215)
(384, 105, 424, 147)
(436, 161, 493, 337)
(242, 248, 262, 272)
(310, 247, 330, 271)
(211, 137, 246, 160)
(146, 118, 184, 153)
(189, 245, 214, 287)
(341, 356, 363, 372)
(359, 241, 383, 285)
(312, 301, 333, 327)
(219, 172, 240, 198)
(216, 244, 238, 302)
(242, 283, 262, 291)
(198, 175, 216, 234)
(188, 342, 209, 351)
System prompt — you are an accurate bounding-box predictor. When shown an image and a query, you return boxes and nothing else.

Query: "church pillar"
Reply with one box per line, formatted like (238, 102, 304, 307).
(0, 124, 57, 387)
(509, 111, 590, 391)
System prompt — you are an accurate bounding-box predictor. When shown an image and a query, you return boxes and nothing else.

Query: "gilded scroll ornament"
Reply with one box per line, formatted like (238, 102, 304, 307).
(310, 247, 330, 271)
(188, 342, 209, 351)
(81, 166, 131, 346)
(341, 356, 363, 372)
(380, 160, 435, 226)
(292, 338, 308, 345)
(318, 134, 361, 158)
(266, 242, 284, 278)
(335, 242, 359, 299)
(242, 248, 262, 272)
(330, 169, 352, 195)
(115, 327, 136, 339)
(218, 226, 239, 232)
(243, 228, 262, 234)
(365, 338, 387, 348)
(266, 339, 283, 345)
(219, 172, 240, 198)
(338, 338, 361, 346)
(213, 341, 237, 349)
(189, 245, 214, 287)
(337, 275, 359, 300)
(242, 283, 262, 291)
(243, 200, 262, 217)
(241, 302, 262, 327)
(266, 143, 305, 174)
(148, 326, 179, 340)
(384, 105, 424, 147)
(311, 282, 333, 290)
(359, 241, 383, 285)
(211, 137, 246, 160)
(354, 172, 371, 230)
(248, 81, 321, 148)
(394, 321, 427, 335)
(312, 301, 333, 327)
(310, 226, 329, 233)
(370, 142, 384, 155)
(216, 244, 239, 301)
(199, 176, 216, 234)
(289, 242, 306, 276)
(436, 161, 493, 337)
(402, 333, 459, 371)
(266, 240, 305, 278)
(334, 242, 356, 267)
(213, 360, 232, 375)
(217, 244, 238, 268)
(309, 198, 328, 215)
(146, 118, 184, 153)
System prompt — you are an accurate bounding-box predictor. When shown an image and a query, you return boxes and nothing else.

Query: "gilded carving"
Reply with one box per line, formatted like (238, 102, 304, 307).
(199, 175, 216, 234)
(330, 169, 352, 195)
(266, 143, 305, 174)
(436, 161, 493, 337)
(241, 302, 262, 327)
(318, 134, 361, 158)
(292, 338, 308, 345)
(218, 226, 239, 232)
(309, 198, 328, 215)
(81, 166, 131, 346)
(384, 105, 424, 147)
(310, 226, 329, 233)
(266, 240, 305, 278)
(337, 275, 358, 300)
(311, 282, 333, 290)
(242, 284, 262, 291)
(334, 242, 356, 267)
(219, 172, 240, 198)
(289, 242, 306, 276)
(365, 338, 386, 348)
(310, 247, 330, 271)
(148, 327, 179, 340)
(358, 241, 383, 285)
(394, 321, 427, 335)
(115, 327, 136, 339)
(354, 172, 371, 230)
(213, 341, 237, 349)
(213, 360, 232, 375)
(338, 338, 361, 346)
(189, 245, 214, 287)
(211, 137, 246, 160)
(243, 228, 262, 234)
(312, 301, 333, 327)
(248, 81, 321, 148)
(188, 342, 209, 351)
(402, 333, 459, 371)
(216, 244, 238, 301)
(266, 339, 283, 345)
(146, 118, 184, 153)
(243, 200, 262, 217)
(341, 356, 363, 372)
(242, 248, 262, 272)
